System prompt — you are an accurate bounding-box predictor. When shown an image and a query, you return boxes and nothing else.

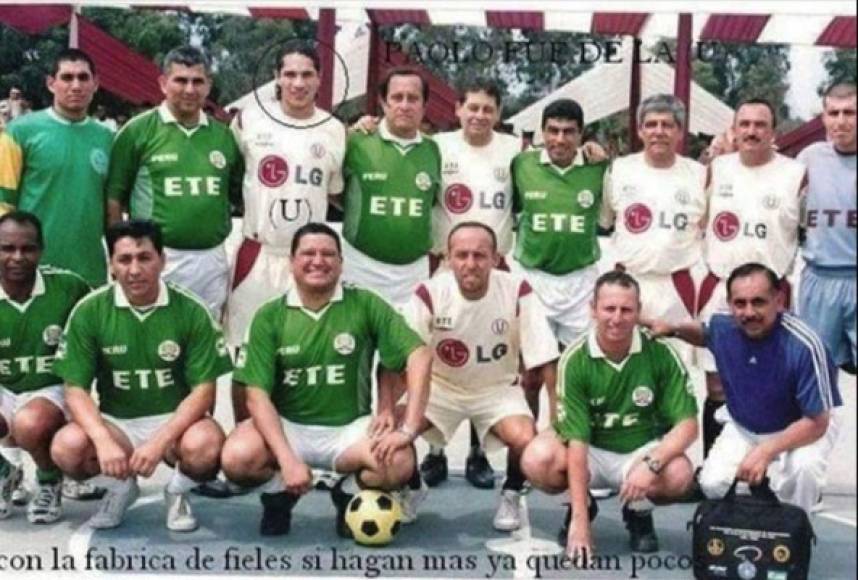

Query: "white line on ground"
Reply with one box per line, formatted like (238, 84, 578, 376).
(818, 512, 857, 528)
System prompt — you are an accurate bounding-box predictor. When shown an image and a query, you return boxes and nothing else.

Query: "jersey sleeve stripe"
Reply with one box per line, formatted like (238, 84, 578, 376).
(556, 336, 588, 407)
(415, 284, 433, 314)
(782, 314, 835, 410)
(516, 279, 533, 317)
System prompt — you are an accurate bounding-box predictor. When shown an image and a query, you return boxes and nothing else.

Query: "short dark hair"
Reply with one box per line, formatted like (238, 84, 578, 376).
(457, 78, 502, 108)
(823, 82, 857, 107)
(0, 210, 44, 249)
(448, 221, 498, 253)
(726, 262, 780, 299)
(736, 97, 777, 128)
(379, 66, 429, 103)
(541, 99, 584, 130)
(162, 45, 211, 76)
(52, 48, 96, 77)
(291, 222, 342, 256)
(106, 220, 164, 257)
(593, 269, 640, 303)
(276, 40, 321, 73)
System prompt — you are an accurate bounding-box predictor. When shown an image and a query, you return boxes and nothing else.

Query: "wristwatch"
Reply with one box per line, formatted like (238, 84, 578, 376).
(642, 454, 663, 475)
(397, 425, 417, 442)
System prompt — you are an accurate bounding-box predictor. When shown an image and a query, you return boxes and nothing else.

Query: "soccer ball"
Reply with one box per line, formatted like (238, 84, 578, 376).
(345, 490, 403, 546)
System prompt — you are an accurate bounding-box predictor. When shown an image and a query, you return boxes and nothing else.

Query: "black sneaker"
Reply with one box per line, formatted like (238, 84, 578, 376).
(622, 506, 659, 553)
(419, 452, 448, 487)
(557, 491, 599, 546)
(465, 451, 495, 489)
(259, 491, 299, 536)
(330, 478, 355, 539)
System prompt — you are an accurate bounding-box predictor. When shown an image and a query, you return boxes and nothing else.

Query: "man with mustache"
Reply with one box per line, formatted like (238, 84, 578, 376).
(600, 94, 707, 364)
(797, 83, 856, 375)
(647, 262, 841, 514)
(697, 99, 805, 457)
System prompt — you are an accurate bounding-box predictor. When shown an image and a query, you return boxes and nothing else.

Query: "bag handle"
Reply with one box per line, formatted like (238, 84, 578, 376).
(723, 477, 781, 505)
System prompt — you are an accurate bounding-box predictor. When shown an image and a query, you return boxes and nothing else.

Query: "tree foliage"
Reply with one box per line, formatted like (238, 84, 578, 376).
(820, 48, 857, 92)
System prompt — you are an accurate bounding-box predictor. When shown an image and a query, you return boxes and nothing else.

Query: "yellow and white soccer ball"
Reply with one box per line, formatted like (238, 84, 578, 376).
(345, 490, 403, 546)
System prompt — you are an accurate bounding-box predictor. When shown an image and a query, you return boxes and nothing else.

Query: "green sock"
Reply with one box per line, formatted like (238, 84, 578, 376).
(36, 467, 62, 485)
(0, 455, 9, 478)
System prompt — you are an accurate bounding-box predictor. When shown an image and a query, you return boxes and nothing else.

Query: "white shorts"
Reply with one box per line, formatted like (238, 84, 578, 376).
(163, 244, 229, 320)
(341, 240, 429, 308)
(224, 239, 292, 347)
(699, 407, 840, 513)
(104, 413, 172, 449)
(587, 440, 660, 490)
(422, 383, 532, 452)
(521, 264, 597, 346)
(281, 415, 371, 472)
(0, 385, 67, 437)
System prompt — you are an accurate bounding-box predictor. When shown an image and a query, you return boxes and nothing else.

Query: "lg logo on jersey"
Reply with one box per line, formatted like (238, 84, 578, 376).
(623, 203, 689, 233)
(712, 211, 767, 241)
(257, 155, 324, 188)
(444, 183, 507, 214)
(436, 339, 509, 367)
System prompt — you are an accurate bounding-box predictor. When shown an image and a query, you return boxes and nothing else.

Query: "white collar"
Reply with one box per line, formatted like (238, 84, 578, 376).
(587, 326, 643, 371)
(0, 269, 46, 309)
(114, 279, 170, 310)
(539, 148, 584, 174)
(158, 102, 208, 132)
(47, 107, 91, 126)
(379, 118, 423, 148)
(285, 280, 344, 320)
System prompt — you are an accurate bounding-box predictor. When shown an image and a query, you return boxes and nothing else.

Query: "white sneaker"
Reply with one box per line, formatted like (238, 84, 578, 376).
(493, 489, 523, 531)
(165, 489, 198, 532)
(87, 479, 139, 529)
(590, 487, 613, 499)
(398, 478, 428, 524)
(27, 481, 62, 524)
(11, 466, 29, 505)
(0, 463, 22, 518)
(62, 479, 106, 500)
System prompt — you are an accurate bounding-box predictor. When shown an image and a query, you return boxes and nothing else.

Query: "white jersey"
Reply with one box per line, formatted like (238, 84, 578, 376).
(404, 269, 559, 396)
(432, 130, 520, 256)
(601, 152, 707, 274)
(705, 152, 804, 278)
(232, 105, 345, 252)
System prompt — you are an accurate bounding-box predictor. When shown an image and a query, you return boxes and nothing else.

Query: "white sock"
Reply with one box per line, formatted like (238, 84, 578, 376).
(626, 498, 655, 512)
(428, 445, 444, 456)
(0, 447, 22, 466)
(166, 469, 197, 495)
(259, 473, 284, 494)
(100, 476, 136, 491)
(339, 473, 359, 494)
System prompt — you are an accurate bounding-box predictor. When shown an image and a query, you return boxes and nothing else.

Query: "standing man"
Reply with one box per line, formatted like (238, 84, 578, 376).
(220, 223, 431, 536)
(399, 222, 558, 530)
(50, 220, 233, 531)
(511, 99, 609, 419)
(649, 263, 842, 514)
(106, 45, 243, 318)
(522, 271, 698, 557)
(337, 66, 441, 308)
(698, 99, 805, 455)
(600, 94, 707, 362)
(798, 83, 856, 374)
(0, 48, 113, 504)
(0, 212, 90, 524)
(0, 49, 112, 288)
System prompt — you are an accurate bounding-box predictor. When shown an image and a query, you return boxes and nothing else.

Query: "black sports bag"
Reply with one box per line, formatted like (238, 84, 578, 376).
(689, 478, 815, 580)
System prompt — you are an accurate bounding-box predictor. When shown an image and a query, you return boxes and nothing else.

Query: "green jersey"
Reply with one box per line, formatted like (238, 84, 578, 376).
(554, 327, 697, 454)
(234, 283, 423, 426)
(54, 281, 232, 419)
(105, 104, 243, 250)
(0, 267, 90, 394)
(342, 123, 441, 264)
(512, 149, 607, 275)
(0, 109, 113, 286)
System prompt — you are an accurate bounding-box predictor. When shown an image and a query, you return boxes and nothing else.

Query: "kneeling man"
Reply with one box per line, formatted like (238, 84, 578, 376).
(221, 223, 431, 537)
(648, 263, 842, 513)
(523, 271, 698, 557)
(398, 222, 558, 530)
(51, 220, 232, 531)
